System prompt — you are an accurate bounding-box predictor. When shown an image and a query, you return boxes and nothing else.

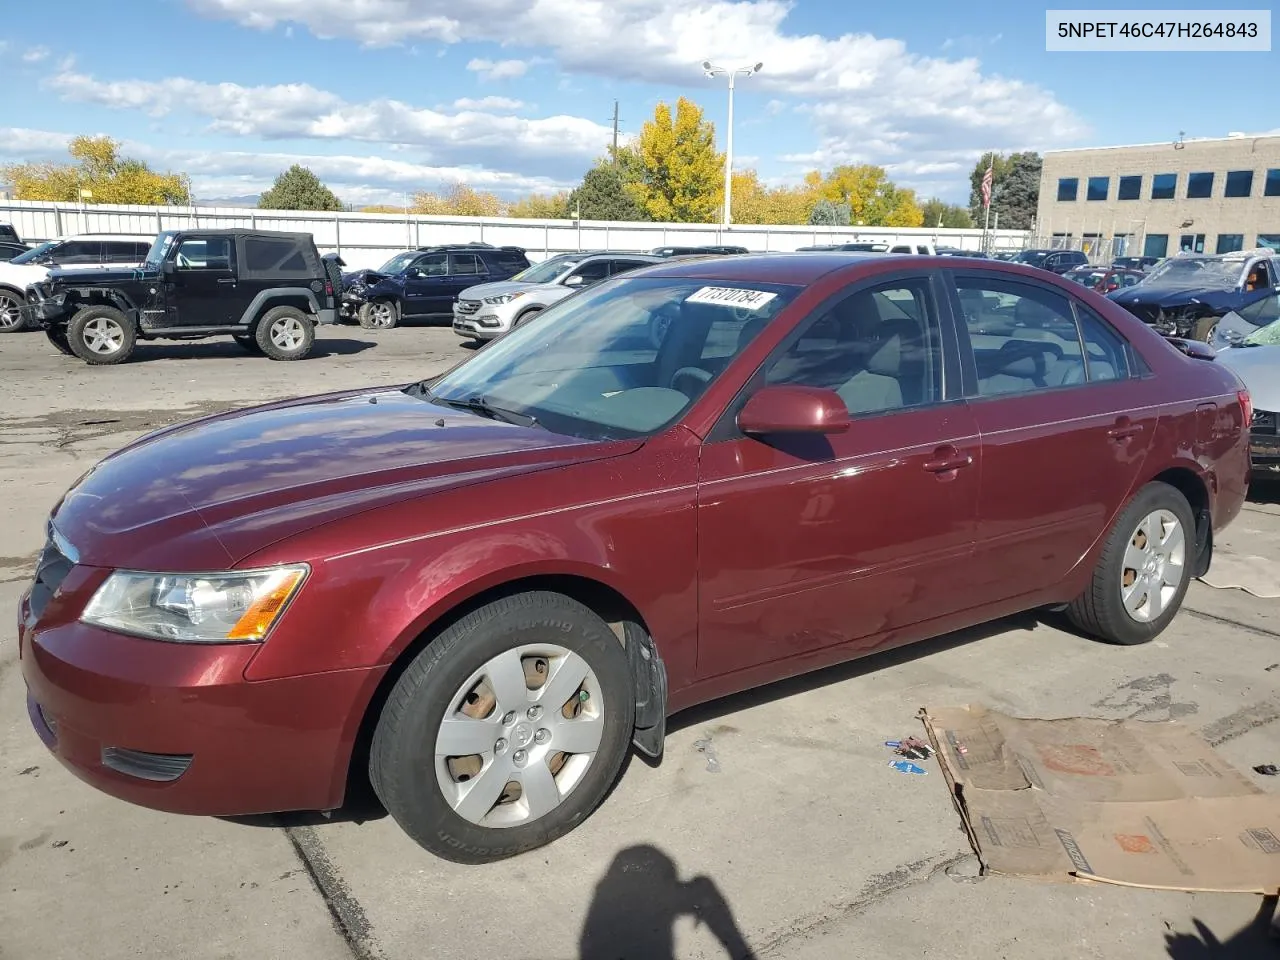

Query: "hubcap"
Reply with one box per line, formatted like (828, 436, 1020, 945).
(270, 316, 305, 350)
(435, 644, 604, 829)
(1120, 509, 1185, 623)
(83, 317, 125, 354)
(372, 303, 394, 327)
(0, 293, 21, 331)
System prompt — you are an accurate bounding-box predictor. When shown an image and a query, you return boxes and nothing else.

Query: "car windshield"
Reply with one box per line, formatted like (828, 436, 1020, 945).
(1143, 257, 1243, 287)
(143, 232, 178, 269)
(423, 276, 801, 440)
(511, 256, 582, 284)
(1013, 251, 1049, 266)
(377, 252, 419, 274)
(1241, 297, 1280, 346)
(9, 241, 56, 265)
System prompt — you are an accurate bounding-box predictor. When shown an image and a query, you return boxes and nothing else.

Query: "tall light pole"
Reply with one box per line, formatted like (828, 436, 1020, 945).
(702, 60, 763, 229)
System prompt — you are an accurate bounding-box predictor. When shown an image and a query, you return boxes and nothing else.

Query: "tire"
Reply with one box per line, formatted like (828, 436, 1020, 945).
(358, 300, 398, 330)
(1192, 317, 1217, 342)
(254, 306, 315, 361)
(0, 289, 28, 332)
(1066, 481, 1197, 645)
(45, 328, 74, 356)
(233, 334, 261, 353)
(369, 591, 635, 864)
(67, 305, 135, 365)
(513, 307, 542, 327)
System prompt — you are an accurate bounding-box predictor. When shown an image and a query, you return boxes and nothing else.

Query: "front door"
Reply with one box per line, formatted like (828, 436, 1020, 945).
(168, 235, 242, 326)
(949, 272, 1155, 603)
(402, 253, 449, 315)
(696, 275, 981, 679)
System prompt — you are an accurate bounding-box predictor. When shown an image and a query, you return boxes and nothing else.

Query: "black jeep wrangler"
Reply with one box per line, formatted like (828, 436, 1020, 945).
(25, 229, 338, 364)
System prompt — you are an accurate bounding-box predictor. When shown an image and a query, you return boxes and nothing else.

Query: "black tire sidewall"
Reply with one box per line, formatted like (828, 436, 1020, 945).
(1092, 482, 1197, 644)
(370, 593, 634, 863)
(67, 306, 135, 364)
(255, 306, 314, 360)
(514, 308, 541, 327)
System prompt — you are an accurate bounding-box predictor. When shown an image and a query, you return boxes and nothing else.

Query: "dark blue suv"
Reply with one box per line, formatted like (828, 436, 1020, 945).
(340, 243, 531, 329)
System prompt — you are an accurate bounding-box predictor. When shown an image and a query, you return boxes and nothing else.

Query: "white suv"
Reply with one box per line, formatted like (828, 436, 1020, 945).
(0, 234, 154, 332)
(453, 252, 663, 342)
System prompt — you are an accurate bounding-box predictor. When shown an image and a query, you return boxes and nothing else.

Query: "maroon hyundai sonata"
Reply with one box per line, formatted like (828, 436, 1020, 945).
(19, 253, 1250, 862)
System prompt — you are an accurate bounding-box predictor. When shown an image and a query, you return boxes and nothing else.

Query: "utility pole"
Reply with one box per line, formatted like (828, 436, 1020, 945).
(610, 100, 620, 164)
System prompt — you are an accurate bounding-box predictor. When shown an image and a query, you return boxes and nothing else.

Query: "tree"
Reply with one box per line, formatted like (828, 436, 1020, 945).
(991, 152, 1041, 230)
(920, 197, 974, 229)
(359, 204, 410, 214)
(808, 198, 850, 226)
(630, 97, 723, 223)
(803, 164, 924, 227)
(412, 182, 503, 217)
(3, 135, 190, 205)
(506, 192, 572, 219)
(258, 165, 343, 211)
(568, 162, 649, 221)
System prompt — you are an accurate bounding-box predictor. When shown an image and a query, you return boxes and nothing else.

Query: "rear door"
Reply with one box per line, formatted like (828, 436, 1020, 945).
(167, 235, 242, 326)
(947, 271, 1156, 604)
(447, 253, 488, 307)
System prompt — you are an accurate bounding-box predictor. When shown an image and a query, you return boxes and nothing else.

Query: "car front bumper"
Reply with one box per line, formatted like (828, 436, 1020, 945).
(452, 299, 518, 340)
(1250, 422, 1280, 474)
(18, 583, 384, 817)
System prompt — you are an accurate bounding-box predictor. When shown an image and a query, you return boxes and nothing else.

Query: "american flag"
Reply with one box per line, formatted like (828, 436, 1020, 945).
(981, 159, 994, 209)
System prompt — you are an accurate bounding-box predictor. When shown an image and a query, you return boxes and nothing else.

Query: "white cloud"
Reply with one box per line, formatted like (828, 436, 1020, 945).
(21, 45, 50, 63)
(453, 95, 525, 110)
(466, 57, 533, 80)
(43, 67, 610, 175)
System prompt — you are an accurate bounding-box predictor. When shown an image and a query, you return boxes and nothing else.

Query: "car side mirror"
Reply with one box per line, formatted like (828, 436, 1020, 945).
(564, 274, 585, 287)
(162, 261, 176, 276)
(738, 385, 851, 436)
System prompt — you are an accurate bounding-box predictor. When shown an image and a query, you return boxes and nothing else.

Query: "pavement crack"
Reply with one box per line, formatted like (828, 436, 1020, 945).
(282, 824, 384, 960)
(1182, 607, 1280, 640)
(754, 849, 971, 956)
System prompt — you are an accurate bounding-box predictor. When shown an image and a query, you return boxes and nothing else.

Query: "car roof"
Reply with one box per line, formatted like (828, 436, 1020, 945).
(52, 234, 156, 242)
(162, 229, 312, 241)
(575, 253, 664, 263)
(644, 251, 903, 284)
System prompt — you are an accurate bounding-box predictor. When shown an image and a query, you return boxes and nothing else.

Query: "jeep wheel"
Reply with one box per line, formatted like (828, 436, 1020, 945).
(45, 328, 74, 356)
(67, 306, 135, 365)
(359, 300, 398, 330)
(256, 306, 315, 360)
(233, 334, 262, 353)
(0, 290, 28, 332)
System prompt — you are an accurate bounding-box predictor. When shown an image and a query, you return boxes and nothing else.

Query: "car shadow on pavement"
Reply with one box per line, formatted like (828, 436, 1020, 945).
(664, 610, 1044, 741)
(122, 338, 378, 363)
(1164, 895, 1277, 959)
(579, 844, 757, 960)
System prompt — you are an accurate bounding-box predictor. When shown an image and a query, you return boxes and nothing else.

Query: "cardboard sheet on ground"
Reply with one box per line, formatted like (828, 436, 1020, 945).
(921, 705, 1280, 894)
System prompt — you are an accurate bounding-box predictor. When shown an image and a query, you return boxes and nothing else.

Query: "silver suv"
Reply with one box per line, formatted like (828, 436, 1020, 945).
(452, 252, 662, 341)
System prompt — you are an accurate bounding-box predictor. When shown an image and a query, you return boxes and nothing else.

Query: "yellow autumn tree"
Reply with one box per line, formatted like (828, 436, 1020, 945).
(630, 97, 724, 223)
(730, 170, 816, 225)
(4, 135, 191, 205)
(412, 182, 503, 217)
(804, 164, 924, 227)
(506, 192, 571, 219)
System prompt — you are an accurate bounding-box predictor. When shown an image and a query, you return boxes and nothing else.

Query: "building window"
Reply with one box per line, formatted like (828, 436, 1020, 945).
(1086, 176, 1109, 201)
(1151, 173, 1177, 200)
(1266, 170, 1280, 197)
(1186, 172, 1214, 199)
(1117, 175, 1142, 200)
(1258, 234, 1280, 252)
(1216, 234, 1245, 254)
(1057, 178, 1079, 201)
(1143, 234, 1169, 258)
(1224, 170, 1254, 198)
(1179, 233, 1206, 253)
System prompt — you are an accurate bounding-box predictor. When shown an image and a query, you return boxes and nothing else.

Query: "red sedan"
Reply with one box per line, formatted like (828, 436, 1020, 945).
(19, 253, 1251, 863)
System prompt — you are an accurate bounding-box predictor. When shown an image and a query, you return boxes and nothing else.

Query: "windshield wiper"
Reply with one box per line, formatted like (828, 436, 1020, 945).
(430, 393, 543, 429)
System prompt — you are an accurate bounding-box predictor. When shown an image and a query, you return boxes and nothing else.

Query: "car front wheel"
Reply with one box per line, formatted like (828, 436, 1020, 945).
(358, 300, 398, 329)
(67, 305, 136, 364)
(0, 289, 28, 332)
(1066, 481, 1196, 645)
(369, 591, 635, 863)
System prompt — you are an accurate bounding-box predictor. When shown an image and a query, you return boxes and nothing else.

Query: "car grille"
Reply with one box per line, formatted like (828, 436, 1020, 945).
(456, 300, 481, 315)
(1252, 410, 1278, 437)
(29, 524, 75, 621)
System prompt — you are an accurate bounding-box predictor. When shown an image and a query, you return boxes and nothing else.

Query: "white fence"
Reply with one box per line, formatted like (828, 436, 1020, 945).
(0, 200, 1032, 270)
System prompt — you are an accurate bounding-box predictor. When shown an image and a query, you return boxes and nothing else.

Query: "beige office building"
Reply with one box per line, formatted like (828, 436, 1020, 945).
(1035, 134, 1280, 261)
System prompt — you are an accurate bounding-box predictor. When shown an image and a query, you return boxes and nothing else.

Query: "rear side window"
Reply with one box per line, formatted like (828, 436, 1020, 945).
(449, 253, 483, 275)
(244, 237, 307, 274)
(51, 240, 103, 264)
(103, 241, 149, 263)
(493, 253, 529, 272)
(1075, 307, 1130, 382)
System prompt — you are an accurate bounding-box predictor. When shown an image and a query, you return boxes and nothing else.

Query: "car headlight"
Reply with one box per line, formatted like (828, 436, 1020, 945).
(81, 565, 308, 643)
(483, 292, 526, 305)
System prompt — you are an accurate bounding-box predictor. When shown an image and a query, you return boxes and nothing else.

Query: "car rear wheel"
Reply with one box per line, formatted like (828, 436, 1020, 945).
(1065, 481, 1196, 645)
(67, 306, 135, 365)
(255, 306, 315, 360)
(0, 289, 28, 332)
(358, 300, 398, 330)
(369, 591, 634, 864)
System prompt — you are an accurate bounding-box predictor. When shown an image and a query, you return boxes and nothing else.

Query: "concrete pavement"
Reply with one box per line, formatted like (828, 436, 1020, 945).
(1, 324, 1278, 960)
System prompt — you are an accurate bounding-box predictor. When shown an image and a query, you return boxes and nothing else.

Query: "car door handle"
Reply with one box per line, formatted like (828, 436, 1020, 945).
(923, 447, 973, 474)
(1108, 418, 1143, 441)
(216, 278, 236, 285)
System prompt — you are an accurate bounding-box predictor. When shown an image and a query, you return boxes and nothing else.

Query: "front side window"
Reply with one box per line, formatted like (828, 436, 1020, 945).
(1152, 173, 1177, 200)
(411, 254, 448, 277)
(1225, 170, 1254, 198)
(425, 277, 800, 439)
(1186, 172, 1214, 199)
(762, 280, 943, 415)
(567, 260, 613, 286)
(511, 255, 582, 284)
(1057, 178, 1078, 201)
(1087, 177, 1109, 201)
(1117, 175, 1142, 200)
(174, 237, 232, 270)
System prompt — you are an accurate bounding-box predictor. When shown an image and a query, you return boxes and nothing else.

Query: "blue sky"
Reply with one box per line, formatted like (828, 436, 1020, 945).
(1, 0, 1275, 207)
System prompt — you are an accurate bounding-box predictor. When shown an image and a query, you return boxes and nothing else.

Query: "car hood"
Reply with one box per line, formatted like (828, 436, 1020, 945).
(50, 386, 635, 570)
(0, 260, 51, 288)
(46, 265, 158, 286)
(342, 269, 400, 289)
(459, 280, 540, 299)
(1213, 345, 1280, 412)
(1109, 284, 1240, 311)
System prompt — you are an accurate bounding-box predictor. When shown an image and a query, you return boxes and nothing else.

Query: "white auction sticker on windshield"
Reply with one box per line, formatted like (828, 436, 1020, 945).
(685, 286, 778, 310)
